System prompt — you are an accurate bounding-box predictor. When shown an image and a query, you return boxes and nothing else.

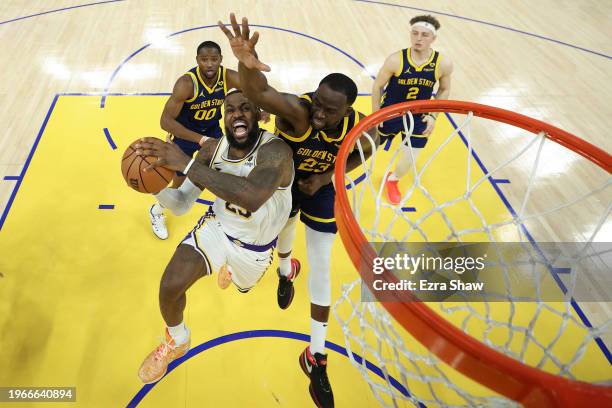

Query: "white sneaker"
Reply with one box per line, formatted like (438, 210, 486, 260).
(149, 204, 168, 240)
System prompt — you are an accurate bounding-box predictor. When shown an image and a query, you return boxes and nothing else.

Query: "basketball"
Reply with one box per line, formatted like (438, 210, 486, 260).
(121, 139, 174, 194)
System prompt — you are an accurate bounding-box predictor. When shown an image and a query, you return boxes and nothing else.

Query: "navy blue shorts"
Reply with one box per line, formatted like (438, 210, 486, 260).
(378, 114, 429, 149)
(171, 127, 222, 176)
(291, 181, 337, 234)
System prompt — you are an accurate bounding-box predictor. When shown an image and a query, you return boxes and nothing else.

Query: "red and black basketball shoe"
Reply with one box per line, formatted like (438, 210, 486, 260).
(277, 258, 301, 309)
(299, 346, 334, 408)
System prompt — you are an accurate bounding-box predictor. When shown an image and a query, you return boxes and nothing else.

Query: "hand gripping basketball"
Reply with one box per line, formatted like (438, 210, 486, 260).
(121, 138, 174, 194)
(218, 13, 271, 72)
(134, 137, 191, 173)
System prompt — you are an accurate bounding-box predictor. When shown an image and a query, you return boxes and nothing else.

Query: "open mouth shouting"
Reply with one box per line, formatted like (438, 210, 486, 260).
(232, 119, 249, 140)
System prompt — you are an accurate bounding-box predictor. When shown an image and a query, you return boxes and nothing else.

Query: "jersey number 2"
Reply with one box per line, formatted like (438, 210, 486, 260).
(405, 87, 419, 100)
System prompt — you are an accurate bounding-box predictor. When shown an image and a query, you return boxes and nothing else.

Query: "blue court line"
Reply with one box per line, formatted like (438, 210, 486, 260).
(346, 173, 367, 190)
(195, 198, 214, 206)
(444, 112, 612, 365)
(103, 128, 117, 150)
(491, 178, 511, 184)
(127, 329, 416, 407)
(3, 176, 20, 181)
(383, 137, 393, 151)
(353, 0, 612, 60)
(100, 23, 377, 108)
(0, 95, 59, 232)
(100, 43, 153, 107)
(0, 0, 125, 26)
(552, 267, 572, 275)
(98, 204, 114, 210)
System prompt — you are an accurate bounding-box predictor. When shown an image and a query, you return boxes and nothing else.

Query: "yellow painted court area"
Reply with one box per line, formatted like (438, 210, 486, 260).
(0, 95, 608, 407)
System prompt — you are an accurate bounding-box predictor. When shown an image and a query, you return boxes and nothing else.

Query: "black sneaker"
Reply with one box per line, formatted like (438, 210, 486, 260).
(277, 258, 300, 309)
(299, 347, 334, 408)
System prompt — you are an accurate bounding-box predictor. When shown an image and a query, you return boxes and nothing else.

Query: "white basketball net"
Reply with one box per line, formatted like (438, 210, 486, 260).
(332, 108, 612, 407)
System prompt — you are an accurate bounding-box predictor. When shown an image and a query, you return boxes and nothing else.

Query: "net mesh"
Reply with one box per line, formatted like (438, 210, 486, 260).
(332, 105, 612, 407)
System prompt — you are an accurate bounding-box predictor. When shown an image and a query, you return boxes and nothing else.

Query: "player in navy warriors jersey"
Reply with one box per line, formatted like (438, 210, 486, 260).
(220, 14, 375, 408)
(149, 41, 240, 240)
(371, 15, 453, 205)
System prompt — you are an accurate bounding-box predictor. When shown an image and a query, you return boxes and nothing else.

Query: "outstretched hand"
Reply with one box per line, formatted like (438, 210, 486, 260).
(134, 137, 190, 172)
(218, 13, 271, 72)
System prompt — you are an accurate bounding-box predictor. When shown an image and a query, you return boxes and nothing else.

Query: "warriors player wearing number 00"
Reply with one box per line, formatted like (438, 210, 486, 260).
(371, 15, 453, 205)
(134, 89, 294, 384)
(149, 41, 242, 240)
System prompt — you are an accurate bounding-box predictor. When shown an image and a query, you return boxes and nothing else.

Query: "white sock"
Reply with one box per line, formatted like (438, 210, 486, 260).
(279, 256, 292, 277)
(309, 318, 328, 355)
(151, 202, 164, 215)
(167, 322, 189, 345)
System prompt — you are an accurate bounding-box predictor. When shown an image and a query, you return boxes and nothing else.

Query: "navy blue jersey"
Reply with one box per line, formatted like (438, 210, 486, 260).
(381, 48, 441, 109)
(175, 66, 227, 137)
(275, 93, 361, 180)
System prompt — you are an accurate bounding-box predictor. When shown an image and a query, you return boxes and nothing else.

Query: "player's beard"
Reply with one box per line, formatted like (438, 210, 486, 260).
(225, 124, 260, 150)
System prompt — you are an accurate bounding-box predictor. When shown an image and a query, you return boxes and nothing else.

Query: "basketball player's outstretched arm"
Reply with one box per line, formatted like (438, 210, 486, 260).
(160, 75, 210, 145)
(218, 14, 310, 134)
(226, 68, 271, 123)
(136, 137, 219, 173)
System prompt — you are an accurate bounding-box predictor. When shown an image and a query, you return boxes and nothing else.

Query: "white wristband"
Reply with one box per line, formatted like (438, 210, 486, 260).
(183, 157, 196, 175)
(199, 136, 209, 146)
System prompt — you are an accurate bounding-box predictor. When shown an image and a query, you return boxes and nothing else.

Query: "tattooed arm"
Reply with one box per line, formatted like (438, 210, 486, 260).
(185, 138, 293, 212)
(136, 136, 293, 212)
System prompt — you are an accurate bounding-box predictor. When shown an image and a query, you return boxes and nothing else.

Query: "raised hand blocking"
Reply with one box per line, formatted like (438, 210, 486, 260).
(218, 13, 271, 72)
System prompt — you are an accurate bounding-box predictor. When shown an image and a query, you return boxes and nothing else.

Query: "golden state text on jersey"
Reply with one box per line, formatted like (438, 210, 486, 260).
(275, 93, 360, 180)
(176, 66, 228, 138)
(381, 48, 441, 108)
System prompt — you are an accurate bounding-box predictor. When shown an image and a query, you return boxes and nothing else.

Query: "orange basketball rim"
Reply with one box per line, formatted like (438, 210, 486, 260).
(333, 100, 612, 407)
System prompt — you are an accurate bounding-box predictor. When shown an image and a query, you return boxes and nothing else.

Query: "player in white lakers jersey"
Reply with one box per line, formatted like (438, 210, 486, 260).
(133, 90, 294, 384)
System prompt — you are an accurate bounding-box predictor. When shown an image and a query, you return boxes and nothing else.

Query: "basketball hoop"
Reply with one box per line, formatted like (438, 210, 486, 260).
(333, 100, 612, 407)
